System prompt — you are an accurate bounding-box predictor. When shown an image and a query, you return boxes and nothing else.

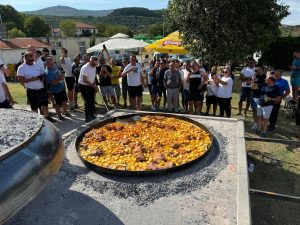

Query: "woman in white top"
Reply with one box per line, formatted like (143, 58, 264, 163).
(215, 68, 233, 117)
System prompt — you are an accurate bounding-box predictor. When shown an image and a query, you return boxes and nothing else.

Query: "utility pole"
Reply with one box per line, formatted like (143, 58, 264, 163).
(162, 15, 165, 37)
(0, 13, 2, 23)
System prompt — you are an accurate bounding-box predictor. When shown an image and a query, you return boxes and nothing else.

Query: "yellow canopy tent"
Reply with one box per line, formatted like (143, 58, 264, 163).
(144, 31, 188, 54)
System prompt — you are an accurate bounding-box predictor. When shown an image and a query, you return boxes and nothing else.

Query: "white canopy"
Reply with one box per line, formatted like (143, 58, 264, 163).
(87, 33, 147, 53)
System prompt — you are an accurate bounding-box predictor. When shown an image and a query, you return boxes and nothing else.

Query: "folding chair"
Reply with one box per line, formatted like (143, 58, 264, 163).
(283, 95, 297, 118)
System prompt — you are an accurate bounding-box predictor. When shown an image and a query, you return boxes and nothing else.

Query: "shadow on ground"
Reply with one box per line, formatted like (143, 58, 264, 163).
(247, 154, 300, 225)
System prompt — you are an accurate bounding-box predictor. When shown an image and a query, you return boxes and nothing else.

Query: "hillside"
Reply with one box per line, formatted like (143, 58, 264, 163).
(23, 5, 113, 17)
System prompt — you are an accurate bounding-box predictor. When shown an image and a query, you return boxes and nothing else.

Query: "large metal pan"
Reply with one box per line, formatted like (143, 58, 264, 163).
(76, 112, 213, 176)
(0, 110, 64, 224)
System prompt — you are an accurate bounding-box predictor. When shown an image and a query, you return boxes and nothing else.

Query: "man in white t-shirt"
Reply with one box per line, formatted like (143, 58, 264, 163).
(238, 59, 256, 115)
(60, 48, 75, 109)
(0, 59, 9, 83)
(0, 75, 14, 108)
(17, 52, 55, 122)
(78, 56, 98, 123)
(121, 55, 144, 110)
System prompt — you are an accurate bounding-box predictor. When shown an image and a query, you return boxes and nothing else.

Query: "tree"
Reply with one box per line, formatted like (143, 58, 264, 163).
(24, 16, 51, 37)
(59, 19, 76, 37)
(148, 23, 173, 37)
(259, 37, 300, 69)
(167, 0, 289, 64)
(8, 27, 25, 38)
(104, 25, 131, 37)
(95, 22, 107, 36)
(0, 5, 24, 29)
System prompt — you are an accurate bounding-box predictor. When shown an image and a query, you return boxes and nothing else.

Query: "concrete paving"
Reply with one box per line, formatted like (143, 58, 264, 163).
(4, 110, 250, 225)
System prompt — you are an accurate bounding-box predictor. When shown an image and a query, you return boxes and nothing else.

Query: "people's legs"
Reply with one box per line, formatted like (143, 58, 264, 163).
(269, 102, 280, 130)
(218, 98, 225, 117)
(162, 87, 167, 109)
(188, 101, 194, 113)
(212, 97, 218, 116)
(224, 97, 232, 118)
(167, 88, 173, 111)
(238, 87, 246, 115)
(173, 88, 179, 112)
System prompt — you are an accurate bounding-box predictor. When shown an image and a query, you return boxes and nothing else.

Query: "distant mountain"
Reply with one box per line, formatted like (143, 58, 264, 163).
(23, 5, 113, 17)
(108, 7, 163, 18)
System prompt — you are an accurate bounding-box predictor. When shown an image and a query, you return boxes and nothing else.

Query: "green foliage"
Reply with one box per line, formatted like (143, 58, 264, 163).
(24, 15, 51, 37)
(147, 23, 173, 37)
(89, 34, 96, 47)
(7, 27, 26, 38)
(259, 36, 300, 69)
(103, 24, 131, 37)
(0, 4, 24, 29)
(167, 0, 289, 64)
(59, 19, 76, 37)
(95, 22, 107, 35)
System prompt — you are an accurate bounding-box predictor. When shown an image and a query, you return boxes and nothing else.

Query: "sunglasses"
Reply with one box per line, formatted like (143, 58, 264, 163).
(224, 71, 228, 73)
(27, 59, 34, 62)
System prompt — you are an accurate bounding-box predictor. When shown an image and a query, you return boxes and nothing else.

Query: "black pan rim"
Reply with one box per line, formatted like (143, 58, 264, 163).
(75, 112, 213, 176)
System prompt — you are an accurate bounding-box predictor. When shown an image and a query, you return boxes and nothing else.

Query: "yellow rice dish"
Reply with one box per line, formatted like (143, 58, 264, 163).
(79, 115, 212, 171)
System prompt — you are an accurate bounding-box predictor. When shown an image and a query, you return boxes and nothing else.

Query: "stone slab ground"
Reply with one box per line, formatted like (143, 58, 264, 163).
(5, 110, 250, 225)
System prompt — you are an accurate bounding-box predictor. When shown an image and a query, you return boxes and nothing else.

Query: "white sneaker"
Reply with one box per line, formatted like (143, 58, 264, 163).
(251, 123, 258, 130)
(151, 106, 156, 111)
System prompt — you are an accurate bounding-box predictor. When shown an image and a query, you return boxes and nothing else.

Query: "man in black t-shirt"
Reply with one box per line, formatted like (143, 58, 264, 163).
(96, 57, 116, 107)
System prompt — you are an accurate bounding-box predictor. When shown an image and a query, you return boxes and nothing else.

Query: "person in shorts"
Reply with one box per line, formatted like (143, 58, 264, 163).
(256, 76, 281, 137)
(121, 55, 144, 110)
(45, 56, 70, 120)
(205, 66, 219, 116)
(238, 59, 256, 115)
(97, 57, 117, 107)
(17, 52, 55, 122)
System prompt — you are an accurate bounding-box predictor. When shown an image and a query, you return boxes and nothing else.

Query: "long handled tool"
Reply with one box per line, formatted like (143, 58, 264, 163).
(97, 85, 113, 119)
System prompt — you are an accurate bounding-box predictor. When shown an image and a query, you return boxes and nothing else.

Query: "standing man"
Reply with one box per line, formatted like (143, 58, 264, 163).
(45, 56, 70, 120)
(60, 48, 75, 109)
(17, 52, 55, 122)
(122, 55, 144, 110)
(78, 56, 98, 123)
(164, 61, 182, 113)
(238, 59, 256, 115)
(268, 70, 290, 132)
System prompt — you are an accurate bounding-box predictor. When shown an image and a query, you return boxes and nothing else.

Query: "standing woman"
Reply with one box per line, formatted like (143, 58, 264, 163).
(215, 68, 233, 117)
(290, 51, 300, 102)
(187, 61, 208, 114)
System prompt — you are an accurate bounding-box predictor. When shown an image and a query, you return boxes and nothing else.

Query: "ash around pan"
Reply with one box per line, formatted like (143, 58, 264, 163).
(75, 112, 213, 176)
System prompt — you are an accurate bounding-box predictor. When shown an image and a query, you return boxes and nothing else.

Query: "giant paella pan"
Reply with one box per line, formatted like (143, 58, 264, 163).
(76, 113, 213, 175)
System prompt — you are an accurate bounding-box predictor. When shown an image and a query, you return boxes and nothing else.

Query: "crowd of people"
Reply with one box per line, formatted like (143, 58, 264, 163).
(0, 46, 299, 139)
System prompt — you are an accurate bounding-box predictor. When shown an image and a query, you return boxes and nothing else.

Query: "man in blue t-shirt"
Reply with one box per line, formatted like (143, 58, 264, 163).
(45, 56, 70, 120)
(268, 70, 290, 131)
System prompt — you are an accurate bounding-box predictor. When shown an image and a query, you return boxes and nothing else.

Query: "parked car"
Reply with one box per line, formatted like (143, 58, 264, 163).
(170, 54, 193, 62)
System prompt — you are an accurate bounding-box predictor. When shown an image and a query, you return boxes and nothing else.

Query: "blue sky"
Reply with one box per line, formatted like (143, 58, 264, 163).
(1, 0, 299, 25)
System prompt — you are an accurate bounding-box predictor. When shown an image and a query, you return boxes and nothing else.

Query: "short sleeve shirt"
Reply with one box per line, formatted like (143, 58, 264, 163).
(17, 63, 45, 90)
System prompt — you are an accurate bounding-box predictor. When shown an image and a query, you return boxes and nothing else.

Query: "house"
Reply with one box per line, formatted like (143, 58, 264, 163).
(0, 38, 51, 64)
(75, 21, 98, 37)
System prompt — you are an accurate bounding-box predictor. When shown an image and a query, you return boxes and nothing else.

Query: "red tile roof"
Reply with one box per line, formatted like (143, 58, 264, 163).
(0, 38, 50, 50)
(75, 21, 96, 29)
(0, 39, 19, 49)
